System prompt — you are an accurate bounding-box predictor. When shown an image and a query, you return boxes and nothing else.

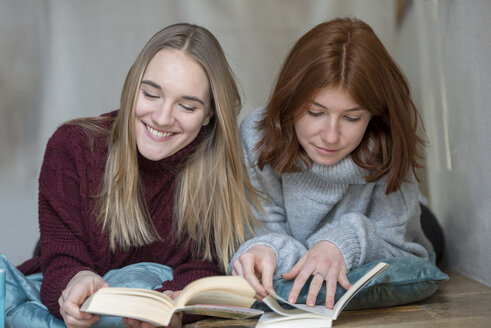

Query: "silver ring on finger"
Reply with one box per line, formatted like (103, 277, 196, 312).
(313, 271, 325, 279)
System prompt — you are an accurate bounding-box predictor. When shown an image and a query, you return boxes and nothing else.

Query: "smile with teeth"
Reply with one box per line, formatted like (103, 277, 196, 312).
(146, 124, 175, 138)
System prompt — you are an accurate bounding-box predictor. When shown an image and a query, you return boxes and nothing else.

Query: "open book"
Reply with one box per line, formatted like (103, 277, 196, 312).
(257, 262, 390, 327)
(81, 262, 389, 327)
(80, 275, 263, 327)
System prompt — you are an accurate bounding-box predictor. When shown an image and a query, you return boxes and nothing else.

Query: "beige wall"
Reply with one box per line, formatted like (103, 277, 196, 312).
(393, 0, 491, 286)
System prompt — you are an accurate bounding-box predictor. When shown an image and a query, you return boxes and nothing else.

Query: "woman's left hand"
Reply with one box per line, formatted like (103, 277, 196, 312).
(58, 270, 109, 328)
(281, 241, 351, 309)
(122, 290, 182, 328)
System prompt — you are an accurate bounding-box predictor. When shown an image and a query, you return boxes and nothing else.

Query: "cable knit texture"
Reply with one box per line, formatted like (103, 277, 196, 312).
(229, 107, 433, 277)
(17, 111, 222, 318)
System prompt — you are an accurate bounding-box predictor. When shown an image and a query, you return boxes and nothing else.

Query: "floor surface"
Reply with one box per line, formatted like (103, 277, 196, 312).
(184, 270, 491, 328)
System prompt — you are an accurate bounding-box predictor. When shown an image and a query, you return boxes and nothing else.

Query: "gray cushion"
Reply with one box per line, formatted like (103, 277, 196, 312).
(270, 255, 449, 310)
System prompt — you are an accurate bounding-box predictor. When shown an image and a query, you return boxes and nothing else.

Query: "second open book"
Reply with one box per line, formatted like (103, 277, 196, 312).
(257, 262, 389, 327)
(80, 262, 389, 327)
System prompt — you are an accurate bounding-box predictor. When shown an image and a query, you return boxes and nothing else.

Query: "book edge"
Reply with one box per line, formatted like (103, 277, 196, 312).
(332, 261, 390, 319)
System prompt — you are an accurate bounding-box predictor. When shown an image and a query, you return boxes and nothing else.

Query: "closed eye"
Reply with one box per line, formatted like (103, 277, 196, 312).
(307, 110, 323, 117)
(142, 90, 159, 99)
(180, 104, 197, 112)
(345, 116, 361, 122)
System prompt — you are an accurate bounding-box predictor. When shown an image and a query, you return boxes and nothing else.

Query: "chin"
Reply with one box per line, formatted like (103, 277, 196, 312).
(138, 145, 168, 161)
(312, 156, 343, 166)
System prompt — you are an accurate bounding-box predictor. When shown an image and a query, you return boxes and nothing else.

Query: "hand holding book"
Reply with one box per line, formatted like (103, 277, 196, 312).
(81, 275, 262, 327)
(280, 240, 351, 308)
(60, 270, 109, 327)
(257, 262, 390, 327)
(231, 244, 277, 300)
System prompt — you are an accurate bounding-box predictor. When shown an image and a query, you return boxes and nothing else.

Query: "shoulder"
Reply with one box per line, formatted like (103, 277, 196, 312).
(45, 113, 114, 162)
(371, 169, 419, 202)
(240, 107, 265, 151)
(47, 123, 88, 151)
(373, 169, 418, 187)
(240, 107, 264, 133)
(51, 111, 114, 139)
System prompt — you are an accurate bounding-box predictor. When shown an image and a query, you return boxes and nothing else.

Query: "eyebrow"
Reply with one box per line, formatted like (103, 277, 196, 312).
(182, 95, 206, 105)
(141, 80, 206, 105)
(313, 101, 363, 112)
(141, 80, 161, 89)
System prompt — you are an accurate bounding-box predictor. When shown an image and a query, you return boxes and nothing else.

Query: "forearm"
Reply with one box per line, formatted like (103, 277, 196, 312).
(39, 196, 96, 317)
(306, 212, 429, 271)
(40, 258, 94, 318)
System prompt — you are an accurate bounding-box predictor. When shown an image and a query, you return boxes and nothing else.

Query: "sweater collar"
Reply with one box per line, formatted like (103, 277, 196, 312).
(301, 155, 369, 185)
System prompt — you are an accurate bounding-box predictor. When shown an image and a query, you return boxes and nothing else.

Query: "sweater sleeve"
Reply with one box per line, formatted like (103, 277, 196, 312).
(305, 173, 431, 271)
(229, 109, 307, 277)
(38, 125, 97, 318)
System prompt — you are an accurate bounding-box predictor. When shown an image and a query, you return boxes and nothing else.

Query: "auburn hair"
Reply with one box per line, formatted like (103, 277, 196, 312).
(256, 17, 425, 194)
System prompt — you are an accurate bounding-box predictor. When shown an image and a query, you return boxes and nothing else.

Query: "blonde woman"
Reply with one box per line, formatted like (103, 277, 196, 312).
(3, 23, 259, 328)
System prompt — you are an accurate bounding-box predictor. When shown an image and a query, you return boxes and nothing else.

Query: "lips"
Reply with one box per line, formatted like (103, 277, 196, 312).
(314, 145, 338, 154)
(145, 123, 175, 138)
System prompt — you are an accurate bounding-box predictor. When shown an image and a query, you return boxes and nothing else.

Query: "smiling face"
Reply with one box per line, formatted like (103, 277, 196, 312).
(134, 49, 212, 161)
(294, 86, 372, 166)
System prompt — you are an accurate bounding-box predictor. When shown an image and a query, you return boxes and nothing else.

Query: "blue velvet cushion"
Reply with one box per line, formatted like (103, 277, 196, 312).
(0, 255, 174, 328)
(270, 255, 449, 310)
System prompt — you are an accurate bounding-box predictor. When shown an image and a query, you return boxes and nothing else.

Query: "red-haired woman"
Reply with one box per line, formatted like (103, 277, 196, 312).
(231, 17, 433, 310)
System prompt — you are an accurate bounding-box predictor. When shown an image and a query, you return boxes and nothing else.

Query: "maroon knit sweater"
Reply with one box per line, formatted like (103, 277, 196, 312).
(17, 112, 222, 318)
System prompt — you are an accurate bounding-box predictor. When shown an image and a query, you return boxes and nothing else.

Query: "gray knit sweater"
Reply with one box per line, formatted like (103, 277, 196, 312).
(230, 107, 432, 278)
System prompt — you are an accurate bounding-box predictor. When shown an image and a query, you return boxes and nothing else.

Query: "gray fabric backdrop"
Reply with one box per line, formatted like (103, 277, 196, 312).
(1, 0, 490, 286)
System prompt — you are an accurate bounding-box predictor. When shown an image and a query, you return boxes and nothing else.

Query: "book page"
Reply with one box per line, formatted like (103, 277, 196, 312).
(80, 288, 176, 326)
(80, 277, 259, 327)
(89, 287, 175, 309)
(257, 312, 332, 328)
(175, 276, 256, 309)
(175, 304, 263, 319)
(263, 294, 334, 318)
(332, 261, 389, 319)
(261, 262, 390, 321)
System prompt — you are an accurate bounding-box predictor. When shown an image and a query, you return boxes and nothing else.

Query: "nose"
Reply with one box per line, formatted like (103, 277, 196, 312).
(153, 101, 175, 126)
(321, 118, 339, 144)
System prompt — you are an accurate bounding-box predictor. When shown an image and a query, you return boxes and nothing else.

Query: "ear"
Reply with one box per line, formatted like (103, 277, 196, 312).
(202, 110, 214, 126)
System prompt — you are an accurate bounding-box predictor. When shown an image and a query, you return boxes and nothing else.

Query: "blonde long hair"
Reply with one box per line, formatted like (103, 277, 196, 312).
(90, 23, 260, 271)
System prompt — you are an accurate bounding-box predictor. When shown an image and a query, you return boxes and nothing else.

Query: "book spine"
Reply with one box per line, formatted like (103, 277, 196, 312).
(1, 269, 5, 328)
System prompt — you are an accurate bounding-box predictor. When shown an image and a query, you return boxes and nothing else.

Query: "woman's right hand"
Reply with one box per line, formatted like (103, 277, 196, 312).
(58, 270, 109, 328)
(232, 244, 277, 299)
